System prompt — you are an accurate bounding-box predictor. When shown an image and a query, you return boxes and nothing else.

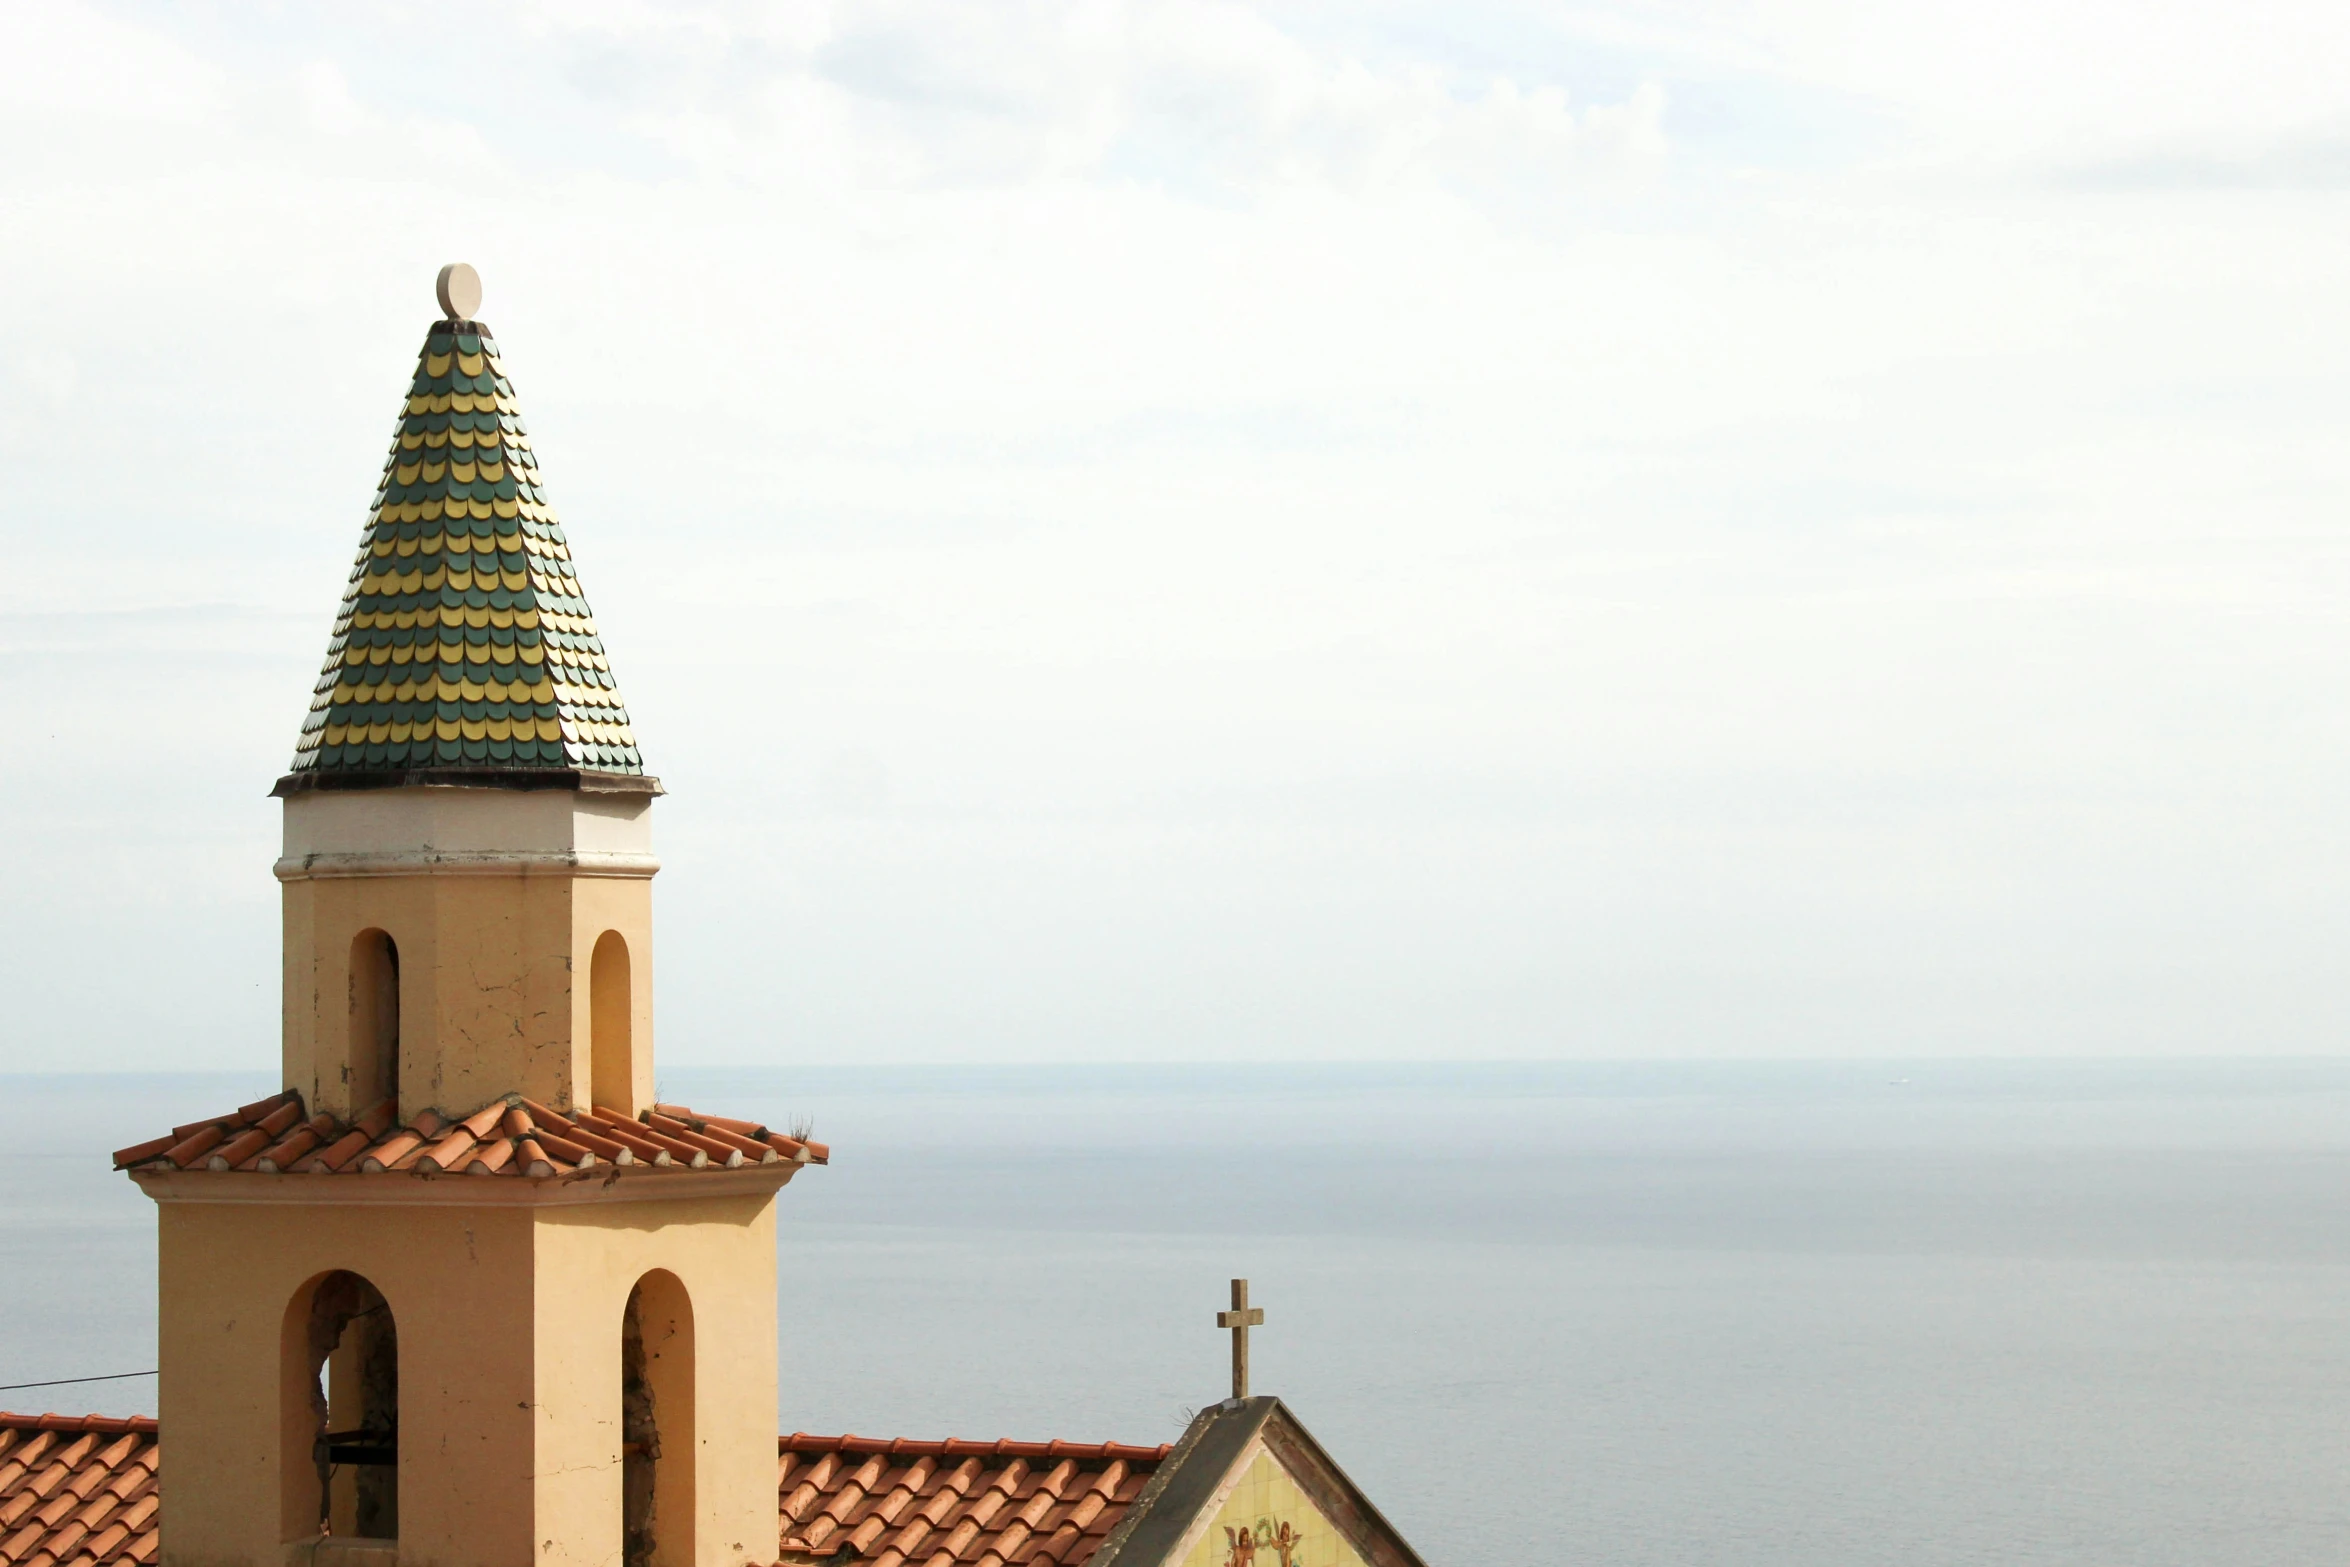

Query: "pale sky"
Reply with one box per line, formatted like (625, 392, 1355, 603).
(6, 0, 2350, 1069)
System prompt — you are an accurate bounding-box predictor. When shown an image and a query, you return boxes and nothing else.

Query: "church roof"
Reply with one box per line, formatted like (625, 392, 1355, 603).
(776, 1433, 1171, 1567)
(109, 1090, 826, 1179)
(286, 310, 644, 784)
(0, 1414, 158, 1567)
(1091, 1397, 1429, 1567)
(0, 1417, 1167, 1567)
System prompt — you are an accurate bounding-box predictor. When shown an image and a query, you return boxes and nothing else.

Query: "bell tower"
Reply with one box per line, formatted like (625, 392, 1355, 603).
(116, 266, 822, 1567)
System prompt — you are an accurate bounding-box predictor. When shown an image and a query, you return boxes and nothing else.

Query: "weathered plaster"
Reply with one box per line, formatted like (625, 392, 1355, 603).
(155, 1186, 778, 1567)
(277, 788, 656, 1119)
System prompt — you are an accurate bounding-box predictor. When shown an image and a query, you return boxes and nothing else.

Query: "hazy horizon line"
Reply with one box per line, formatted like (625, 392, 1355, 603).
(11, 1054, 2350, 1081)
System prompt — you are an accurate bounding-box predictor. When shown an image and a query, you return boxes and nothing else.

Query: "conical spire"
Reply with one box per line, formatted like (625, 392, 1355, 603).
(287, 273, 644, 779)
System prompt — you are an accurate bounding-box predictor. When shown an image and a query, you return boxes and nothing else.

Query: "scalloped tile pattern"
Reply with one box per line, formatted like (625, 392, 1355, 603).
(289, 317, 642, 776)
(0, 1415, 158, 1567)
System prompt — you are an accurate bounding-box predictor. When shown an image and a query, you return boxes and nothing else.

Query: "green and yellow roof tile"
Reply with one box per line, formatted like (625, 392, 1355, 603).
(289, 317, 643, 777)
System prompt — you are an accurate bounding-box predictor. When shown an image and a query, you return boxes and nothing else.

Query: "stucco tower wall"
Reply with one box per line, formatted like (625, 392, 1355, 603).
(153, 1186, 781, 1567)
(277, 787, 656, 1119)
(156, 1198, 538, 1567)
(531, 1193, 781, 1567)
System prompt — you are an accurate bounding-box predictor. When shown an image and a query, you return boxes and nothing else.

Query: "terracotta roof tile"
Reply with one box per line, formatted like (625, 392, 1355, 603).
(774, 1434, 1170, 1567)
(0, 1419, 156, 1567)
(0, 1418, 1161, 1567)
(111, 1094, 829, 1184)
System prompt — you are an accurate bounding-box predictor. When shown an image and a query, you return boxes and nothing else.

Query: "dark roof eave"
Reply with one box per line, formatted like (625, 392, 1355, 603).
(270, 768, 665, 799)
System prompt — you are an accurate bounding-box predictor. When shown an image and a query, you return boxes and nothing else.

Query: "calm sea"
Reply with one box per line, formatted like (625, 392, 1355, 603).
(5, 1061, 2348, 1565)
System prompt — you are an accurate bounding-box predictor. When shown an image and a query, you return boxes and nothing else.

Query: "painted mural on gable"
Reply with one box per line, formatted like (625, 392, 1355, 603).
(1177, 1448, 1369, 1567)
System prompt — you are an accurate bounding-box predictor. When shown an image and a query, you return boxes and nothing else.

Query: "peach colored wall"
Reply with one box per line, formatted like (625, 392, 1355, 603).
(154, 1185, 781, 1567)
(158, 1199, 536, 1567)
(278, 787, 658, 1122)
(531, 1195, 777, 1567)
(213, 783, 784, 1567)
(281, 871, 653, 1121)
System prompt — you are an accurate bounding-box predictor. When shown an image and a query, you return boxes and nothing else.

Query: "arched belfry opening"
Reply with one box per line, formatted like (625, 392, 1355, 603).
(591, 930, 632, 1112)
(283, 1270, 399, 1543)
(621, 1271, 695, 1567)
(347, 930, 400, 1112)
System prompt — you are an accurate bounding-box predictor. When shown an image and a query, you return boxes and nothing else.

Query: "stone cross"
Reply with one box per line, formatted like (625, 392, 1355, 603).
(1216, 1277, 1265, 1400)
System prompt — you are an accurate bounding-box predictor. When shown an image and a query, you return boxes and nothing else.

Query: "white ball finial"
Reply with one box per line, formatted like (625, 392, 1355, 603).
(435, 262, 483, 321)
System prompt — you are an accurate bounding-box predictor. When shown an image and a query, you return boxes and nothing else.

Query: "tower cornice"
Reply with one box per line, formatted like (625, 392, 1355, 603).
(273, 850, 661, 882)
(131, 1164, 801, 1207)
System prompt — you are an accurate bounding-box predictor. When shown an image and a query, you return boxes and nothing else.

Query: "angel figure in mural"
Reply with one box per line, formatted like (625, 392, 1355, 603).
(1225, 1518, 1305, 1567)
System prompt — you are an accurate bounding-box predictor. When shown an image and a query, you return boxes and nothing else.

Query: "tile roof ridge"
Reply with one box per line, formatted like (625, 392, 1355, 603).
(117, 1088, 306, 1170)
(0, 1414, 158, 1436)
(115, 1090, 830, 1181)
(659, 1103, 829, 1165)
(777, 1432, 1173, 1462)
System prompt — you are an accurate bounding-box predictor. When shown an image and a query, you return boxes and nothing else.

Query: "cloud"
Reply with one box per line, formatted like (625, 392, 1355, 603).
(2050, 128, 2350, 191)
(512, 0, 1671, 194)
(6, 1, 2350, 1065)
(0, 1, 221, 121)
(294, 59, 371, 137)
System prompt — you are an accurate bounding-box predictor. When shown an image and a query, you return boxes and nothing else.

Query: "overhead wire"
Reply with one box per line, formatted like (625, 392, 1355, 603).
(0, 1371, 157, 1393)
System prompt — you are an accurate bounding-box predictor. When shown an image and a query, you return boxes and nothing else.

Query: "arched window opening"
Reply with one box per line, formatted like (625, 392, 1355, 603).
(591, 931, 632, 1113)
(288, 1270, 398, 1541)
(347, 930, 400, 1113)
(621, 1271, 694, 1567)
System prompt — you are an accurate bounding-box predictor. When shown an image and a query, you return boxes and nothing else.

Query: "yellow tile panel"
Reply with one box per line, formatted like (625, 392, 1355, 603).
(1176, 1449, 1370, 1567)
